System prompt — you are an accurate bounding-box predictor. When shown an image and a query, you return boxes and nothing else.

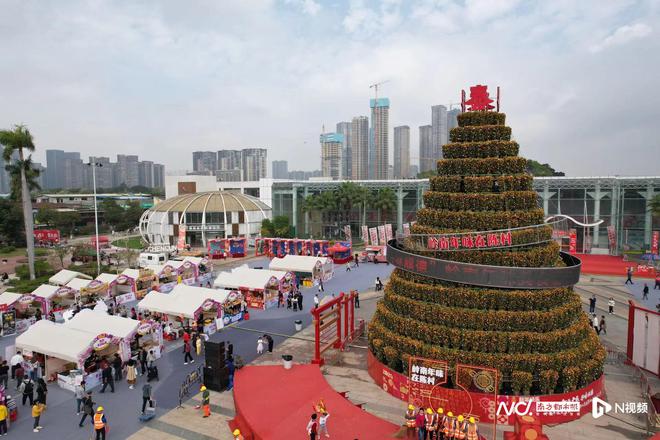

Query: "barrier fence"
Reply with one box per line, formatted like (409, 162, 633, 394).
(177, 365, 203, 408)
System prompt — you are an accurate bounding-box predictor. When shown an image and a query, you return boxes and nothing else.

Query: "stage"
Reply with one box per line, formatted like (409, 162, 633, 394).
(231, 364, 399, 439)
(577, 254, 656, 278)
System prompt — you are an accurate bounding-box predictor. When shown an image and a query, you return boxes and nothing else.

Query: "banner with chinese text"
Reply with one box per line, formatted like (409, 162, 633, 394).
(177, 225, 187, 250)
(378, 225, 386, 246)
(652, 231, 659, 255)
(369, 227, 379, 246)
(361, 225, 369, 243)
(343, 225, 352, 243)
(385, 224, 393, 242)
(568, 229, 577, 254)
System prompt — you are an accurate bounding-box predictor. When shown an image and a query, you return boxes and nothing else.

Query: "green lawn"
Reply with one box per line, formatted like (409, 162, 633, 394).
(0, 247, 51, 258)
(111, 236, 145, 250)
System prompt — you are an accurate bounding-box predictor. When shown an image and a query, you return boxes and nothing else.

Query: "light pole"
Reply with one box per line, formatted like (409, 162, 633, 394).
(88, 161, 103, 276)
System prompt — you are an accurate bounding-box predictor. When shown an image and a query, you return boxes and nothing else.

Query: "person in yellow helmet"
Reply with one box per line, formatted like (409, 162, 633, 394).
(93, 406, 108, 440)
(466, 417, 479, 440)
(443, 412, 454, 439)
(233, 428, 244, 440)
(200, 385, 211, 418)
(454, 415, 467, 440)
(425, 407, 438, 438)
(405, 404, 416, 433)
(436, 408, 446, 440)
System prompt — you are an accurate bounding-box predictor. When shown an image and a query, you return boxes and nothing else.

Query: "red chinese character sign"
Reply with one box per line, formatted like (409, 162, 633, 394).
(408, 356, 448, 409)
(462, 85, 500, 112)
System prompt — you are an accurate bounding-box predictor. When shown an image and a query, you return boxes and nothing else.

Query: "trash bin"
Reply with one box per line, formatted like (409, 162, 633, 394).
(294, 320, 302, 332)
(282, 354, 293, 370)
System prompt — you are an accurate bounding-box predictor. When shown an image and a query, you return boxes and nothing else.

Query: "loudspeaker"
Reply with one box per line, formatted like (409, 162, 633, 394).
(203, 365, 229, 392)
(204, 340, 225, 356)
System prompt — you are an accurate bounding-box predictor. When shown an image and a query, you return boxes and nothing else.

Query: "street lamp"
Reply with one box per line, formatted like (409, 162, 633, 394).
(88, 161, 103, 276)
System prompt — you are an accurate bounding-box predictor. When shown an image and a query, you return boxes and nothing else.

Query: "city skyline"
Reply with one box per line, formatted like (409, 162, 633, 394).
(0, 1, 658, 176)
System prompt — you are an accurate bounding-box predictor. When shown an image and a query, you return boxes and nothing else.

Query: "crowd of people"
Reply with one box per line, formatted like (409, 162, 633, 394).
(405, 405, 480, 440)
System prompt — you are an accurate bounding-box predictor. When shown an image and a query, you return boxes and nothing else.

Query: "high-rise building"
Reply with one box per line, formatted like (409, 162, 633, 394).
(370, 98, 389, 180)
(87, 156, 114, 189)
(336, 122, 352, 179)
(393, 125, 410, 179)
(45, 150, 84, 189)
(138, 161, 155, 187)
(288, 170, 322, 180)
(153, 164, 165, 188)
(115, 154, 140, 187)
(217, 150, 242, 171)
(0, 151, 18, 194)
(350, 116, 369, 180)
(432, 105, 448, 160)
(272, 160, 288, 179)
(419, 125, 434, 173)
(241, 148, 267, 181)
(192, 151, 217, 174)
(409, 164, 419, 177)
(320, 133, 343, 180)
(447, 108, 461, 132)
(215, 169, 242, 182)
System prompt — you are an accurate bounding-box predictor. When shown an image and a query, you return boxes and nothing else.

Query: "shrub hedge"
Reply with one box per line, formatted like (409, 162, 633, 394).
(430, 175, 533, 193)
(368, 319, 605, 378)
(442, 140, 519, 158)
(417, 207, 545, 230)
(512, 371, 533, 394)
(374, 302, 592, 354)
(437, 157, 527, 176)
(388, 269, 573, 311)
(457, 111, 506, 127)
(450, 125, 512, 142)
(423, 191, 539, 212)
(382, 290, 582, 332)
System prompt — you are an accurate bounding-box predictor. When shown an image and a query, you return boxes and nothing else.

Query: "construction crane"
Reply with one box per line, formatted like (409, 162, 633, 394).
(369, 80, 390, 105)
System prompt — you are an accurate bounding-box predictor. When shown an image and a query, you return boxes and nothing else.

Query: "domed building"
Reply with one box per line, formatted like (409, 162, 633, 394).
(139, 191, 271, 247)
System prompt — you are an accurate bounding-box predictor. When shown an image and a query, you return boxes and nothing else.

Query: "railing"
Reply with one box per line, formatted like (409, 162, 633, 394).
(177, 364, 203, 408)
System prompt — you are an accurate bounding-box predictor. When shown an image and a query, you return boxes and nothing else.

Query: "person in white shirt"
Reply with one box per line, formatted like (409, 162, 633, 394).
(592, 314, 599, 333)
(10, 351, 24, 379)
(256, 337, 264, 354)
(319, 410, 330, 438)
(608, 297, 615, 315)
(314, 294, 320, 308)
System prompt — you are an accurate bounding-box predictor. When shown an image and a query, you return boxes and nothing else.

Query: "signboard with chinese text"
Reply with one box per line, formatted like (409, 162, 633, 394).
(361, 225, 369, 243)
(652, 231, 659, 255)
(177, 225, 187, 250)
(369, 228, 379, 246)
(427, 231, 513, 250)
(568, 229, 577, 254)
(385, 224, 393, 242)
(378, 225, 386, 246)
(607, 225, 616, 252)
(408, 356, 448, 408)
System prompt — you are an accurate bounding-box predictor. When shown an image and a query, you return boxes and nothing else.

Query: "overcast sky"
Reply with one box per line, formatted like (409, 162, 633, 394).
(1, 0, 658, 176)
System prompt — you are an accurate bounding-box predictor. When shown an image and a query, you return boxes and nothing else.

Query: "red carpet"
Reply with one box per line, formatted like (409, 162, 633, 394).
(231, 364, 399, 439)
(578, 254, 656, 278)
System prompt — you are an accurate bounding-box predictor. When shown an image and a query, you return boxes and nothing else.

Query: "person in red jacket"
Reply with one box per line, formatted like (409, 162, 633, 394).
(415, 407, 426, 440)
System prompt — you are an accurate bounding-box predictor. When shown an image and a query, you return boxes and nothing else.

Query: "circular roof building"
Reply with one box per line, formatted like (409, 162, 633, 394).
(139, 191, 271, 248)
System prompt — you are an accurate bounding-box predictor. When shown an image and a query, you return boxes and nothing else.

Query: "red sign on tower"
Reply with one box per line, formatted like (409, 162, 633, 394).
(464, 84, 494, 111)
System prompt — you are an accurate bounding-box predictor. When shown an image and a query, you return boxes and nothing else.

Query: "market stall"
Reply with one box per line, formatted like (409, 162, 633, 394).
(48, 269, 92, 287)
(120, 268, 157, 299)
(207, 238, 227, 259)
(70, 278, 106, 308)
(269, 254, 334, 287)
(148, 262, 182, 293)
(0, 292, 24, 337)
(254, 238, 330, 258)
(30, 284, 64, 317)
(214, 266, 294, 310)
(328, 241, 352, 264)
(181, 256, 214, 286)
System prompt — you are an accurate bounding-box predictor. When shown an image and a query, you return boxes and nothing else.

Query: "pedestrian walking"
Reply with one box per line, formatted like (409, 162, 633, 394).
(0, 400, 7, 435)
(141, 383, 152, 414)
(78, 392, 95, 427)
(599, 316, 607, 336)
(314, 294, 320, 308)
(278, 291, 283, 308)
(139, 347, 148, 376)
(293, 294, 298, 311)
(93, 406, 108, 440)
(100, 364, 114, 393)
(36, 378, 47, 406)
(375, 277, 383, 291)
(655, 273, 660, 290)
(593, 314, 600, 334)
(354, 290, 360, 308)
(75, 381, 86, 415)
(31, 400, 45, 433)
(127, 360, 137, 389)
(147, 350, 156, 367)
(319, 410, 330, 438)
(112, 353, 123, 382)
(264, 334, 274, 352)
(625, 267, 634, 284)
(608, 297, 615, 314)
(257, 337, 264, 354)
(196, 335, 202, 356)
(354, 253, 359, 267)
(0, 360, 9, 390)
(20, 377, 34, 406)
(183, 341, 194, 365)
(287, 292, 292, 309)
(319, 278, 324, 292)
(306, 413, 318, 440)
(297, 292, 303, 311)
(9, 351, 23, 380)
(200, 385, 210, 418)
(346, 263, 351, 272)
(14, 364, 24, 390)
(589, 294, 596, 313)
(643, 283, 649, 300)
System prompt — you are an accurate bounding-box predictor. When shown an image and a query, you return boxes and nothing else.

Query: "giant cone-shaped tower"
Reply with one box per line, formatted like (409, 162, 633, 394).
(369, 91, 605, 395)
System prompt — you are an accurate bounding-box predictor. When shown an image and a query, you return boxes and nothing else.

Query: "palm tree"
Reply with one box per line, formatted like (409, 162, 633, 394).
(371, 188, 397, 224)
(1, 125, 37, 280)
(5, 156, 41, 201)
(649, 194, 660, 217)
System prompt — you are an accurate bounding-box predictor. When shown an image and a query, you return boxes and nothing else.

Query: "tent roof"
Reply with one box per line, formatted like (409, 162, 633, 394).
(0, 291, 24, 307)
(96, 273, 119, 284)
(121, 268, 140, 279)
(48, 269, 92, 286)
(66, 278, 92, 291)
(31, 284, 60, 300)
(15, 320, 93, 364)
(214, 266, 287, 290)
(65, 308, 139, 339)
(269, 255, 332, 273)
(137, 285, 237, 319)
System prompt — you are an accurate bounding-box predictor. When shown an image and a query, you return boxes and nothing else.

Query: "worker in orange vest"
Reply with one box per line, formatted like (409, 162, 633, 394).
(443, 412, 455, 439)
(93, 406, 108, 440)
(436, 408, 446, 440)
(233, 428, 244, 439)
(454, 415, 467, 440)
(425, 407, 438, 439)
(405, 404, 417, 434)
(465, 417, 479, 440)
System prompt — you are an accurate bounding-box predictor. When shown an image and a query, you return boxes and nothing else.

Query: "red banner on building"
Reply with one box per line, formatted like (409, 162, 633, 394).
(568, 229, 577, 254)
(607, 225, 616, 251)
(177, 225, 187, 250)
(652, 231, 659, 255)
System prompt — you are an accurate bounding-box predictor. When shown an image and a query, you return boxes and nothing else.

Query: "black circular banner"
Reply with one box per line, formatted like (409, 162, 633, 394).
(386, 239, 581, 289)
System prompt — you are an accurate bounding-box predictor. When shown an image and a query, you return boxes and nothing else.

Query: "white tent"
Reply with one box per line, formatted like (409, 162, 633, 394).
(15, 320, 93, 364)
(30, 284, 60, 301)
(48, 269, 92, 286)
(269, 255, 333, 274)
(65, 308, 139, 339)
(0, 291, 24, 307)
(95, 273, 119, 284)
(214, 266, 287, 290)
(121, 268, 141, 280)
(138, 284, 236, 319)
(66, 278, 92, 291)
